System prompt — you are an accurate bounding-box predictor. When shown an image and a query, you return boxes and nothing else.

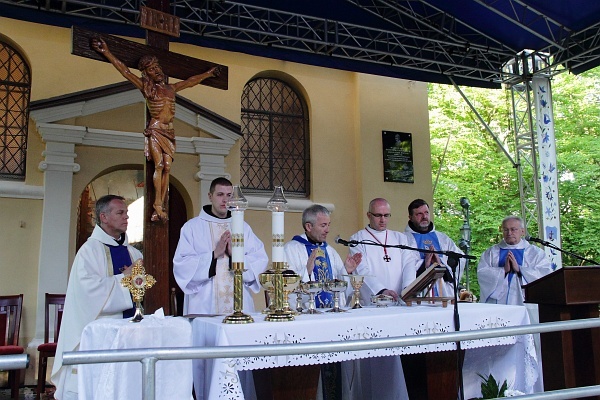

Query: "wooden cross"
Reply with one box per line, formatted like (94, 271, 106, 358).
(72, 0, 228, 314)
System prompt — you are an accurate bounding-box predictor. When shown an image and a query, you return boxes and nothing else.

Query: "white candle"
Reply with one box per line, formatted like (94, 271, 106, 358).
(231, 210, 244, 263)
(272, 211, 284, 262)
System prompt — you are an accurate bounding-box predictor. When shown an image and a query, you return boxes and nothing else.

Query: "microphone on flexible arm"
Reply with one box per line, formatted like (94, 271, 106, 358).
(335, 235, 358, 247)
(524, 235, 552, 247)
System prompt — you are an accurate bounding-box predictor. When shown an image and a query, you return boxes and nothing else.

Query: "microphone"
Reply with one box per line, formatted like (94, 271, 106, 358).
(335, 236, 358, 246)
(460, 197, 470, 209)
(524, 235, 551, 246)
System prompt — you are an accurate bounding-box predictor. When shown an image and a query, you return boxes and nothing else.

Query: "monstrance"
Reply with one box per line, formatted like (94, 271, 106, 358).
(121, 259, 156, 322)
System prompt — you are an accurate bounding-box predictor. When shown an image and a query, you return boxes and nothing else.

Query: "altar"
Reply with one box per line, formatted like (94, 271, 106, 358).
(191, 303, 541, 400)
(78, 315, 193, 400)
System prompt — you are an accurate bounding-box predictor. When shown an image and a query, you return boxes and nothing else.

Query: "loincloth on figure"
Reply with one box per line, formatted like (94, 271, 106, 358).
(144, 127, 176, 161)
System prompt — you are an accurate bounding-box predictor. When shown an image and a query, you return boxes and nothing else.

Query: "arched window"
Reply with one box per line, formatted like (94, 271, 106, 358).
(240, 77, 309, 196)
(0, 39, 31, 180)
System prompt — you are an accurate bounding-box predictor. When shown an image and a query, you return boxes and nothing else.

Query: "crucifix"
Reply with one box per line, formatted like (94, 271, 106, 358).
(72, 0, 228, 313)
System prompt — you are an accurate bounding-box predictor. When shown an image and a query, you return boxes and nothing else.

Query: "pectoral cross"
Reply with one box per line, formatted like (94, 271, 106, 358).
(72, 0, 228, 314)
(384, 254, 391, 262)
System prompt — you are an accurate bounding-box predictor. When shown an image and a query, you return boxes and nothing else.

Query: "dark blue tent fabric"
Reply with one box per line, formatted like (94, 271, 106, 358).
(1, 0, 599, 88)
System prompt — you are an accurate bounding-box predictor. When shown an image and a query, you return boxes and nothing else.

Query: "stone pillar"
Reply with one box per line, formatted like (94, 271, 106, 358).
(193, 145, 231, 208)
(27, 125, 83, 383)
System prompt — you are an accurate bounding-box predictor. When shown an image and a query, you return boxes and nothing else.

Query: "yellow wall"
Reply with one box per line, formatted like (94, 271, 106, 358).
(0, 17, 432, 343)
(0, 198, 42, 343)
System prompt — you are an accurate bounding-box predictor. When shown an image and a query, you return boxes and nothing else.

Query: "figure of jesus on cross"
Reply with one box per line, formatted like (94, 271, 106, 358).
(92, 38, 220, 221)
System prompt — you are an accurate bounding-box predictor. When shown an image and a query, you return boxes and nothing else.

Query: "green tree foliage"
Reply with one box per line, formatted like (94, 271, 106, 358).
(429, 67, 600, 297)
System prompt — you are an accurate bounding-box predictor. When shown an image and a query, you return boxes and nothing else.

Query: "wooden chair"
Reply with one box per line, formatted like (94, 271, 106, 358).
(170, 287, 178, 316)
(36, 293, 65, 400)
(0, 294, 24, 400)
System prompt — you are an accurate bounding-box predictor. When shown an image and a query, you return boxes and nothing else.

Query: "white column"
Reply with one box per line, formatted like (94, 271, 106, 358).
(195, 153, 230, 207)
(33, 127, 83, 343)
(533, 76, 562, 270)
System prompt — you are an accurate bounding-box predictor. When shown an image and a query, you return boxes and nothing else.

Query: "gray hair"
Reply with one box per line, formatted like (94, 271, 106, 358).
(302, 204, 330, 227)
(95, 194, 125, 226)
(502, 215, 524, 228)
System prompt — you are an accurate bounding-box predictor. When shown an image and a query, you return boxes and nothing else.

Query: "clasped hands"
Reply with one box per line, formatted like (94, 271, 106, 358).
(504, 251, 521, 275)
(214, 230, 232, 260)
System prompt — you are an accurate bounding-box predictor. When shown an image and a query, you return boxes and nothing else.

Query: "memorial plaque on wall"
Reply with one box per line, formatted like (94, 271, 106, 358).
(382, 130, 414, 183)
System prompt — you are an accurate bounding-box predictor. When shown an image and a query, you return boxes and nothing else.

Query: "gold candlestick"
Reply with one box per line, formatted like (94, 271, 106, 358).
(223, 186, 254, 324)
(121, 259, 156, 322)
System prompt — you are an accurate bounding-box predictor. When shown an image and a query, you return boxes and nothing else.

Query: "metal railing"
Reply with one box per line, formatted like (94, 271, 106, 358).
(62, 317, 600, 400)
(0, 354, 29, 371)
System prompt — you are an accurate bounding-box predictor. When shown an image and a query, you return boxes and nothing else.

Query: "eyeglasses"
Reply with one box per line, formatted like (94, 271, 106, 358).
(369, 213, 391, 218)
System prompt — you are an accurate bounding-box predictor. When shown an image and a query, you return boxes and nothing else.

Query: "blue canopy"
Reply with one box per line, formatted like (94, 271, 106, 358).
(1, 0, 599, 88)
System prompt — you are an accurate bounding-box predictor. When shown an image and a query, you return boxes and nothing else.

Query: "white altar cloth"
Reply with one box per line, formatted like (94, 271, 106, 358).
(191, 303, 540, 400)
(78, 315, 193, 400)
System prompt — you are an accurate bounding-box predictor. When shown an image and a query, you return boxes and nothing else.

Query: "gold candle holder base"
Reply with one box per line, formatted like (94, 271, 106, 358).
(265, 309, 296, 322)
(223, 311, 255, 324)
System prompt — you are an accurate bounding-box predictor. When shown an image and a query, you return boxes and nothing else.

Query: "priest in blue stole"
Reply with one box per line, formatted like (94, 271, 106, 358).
(405, 199, 465, 297)
(284, 204, 362, 308)
(478, 215, 553, 305)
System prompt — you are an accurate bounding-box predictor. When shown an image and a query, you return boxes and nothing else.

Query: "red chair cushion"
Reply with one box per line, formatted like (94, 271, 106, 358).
(37, 342, 57, 352)
(0, 345, 24, 355)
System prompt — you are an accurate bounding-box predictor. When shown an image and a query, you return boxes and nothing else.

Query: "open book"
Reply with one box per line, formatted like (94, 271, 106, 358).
(401, 262, 448, 301)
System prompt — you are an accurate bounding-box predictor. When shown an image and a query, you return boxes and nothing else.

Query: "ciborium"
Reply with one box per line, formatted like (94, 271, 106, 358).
(371, 294, 396, 307)
(324, 279, 348, 313)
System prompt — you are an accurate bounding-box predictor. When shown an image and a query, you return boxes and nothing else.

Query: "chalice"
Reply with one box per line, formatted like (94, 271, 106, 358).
(259, 269, 275, 314)
(293, 284, 307, 313)
(303, 281, 324, 314)
(344, 274, 366, 309)
(324, 279, 348, 313)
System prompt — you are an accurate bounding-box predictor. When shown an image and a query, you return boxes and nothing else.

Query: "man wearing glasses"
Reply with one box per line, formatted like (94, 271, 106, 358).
(349, 198, 421, 302)
(477, 215, 553, 305)
(346, 198, 420, 399)
(404, 198, 465, 298)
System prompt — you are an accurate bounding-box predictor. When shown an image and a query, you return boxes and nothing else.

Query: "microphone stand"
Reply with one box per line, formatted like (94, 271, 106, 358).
(337, 236, 475, 400)
(532, 239, 600, 266)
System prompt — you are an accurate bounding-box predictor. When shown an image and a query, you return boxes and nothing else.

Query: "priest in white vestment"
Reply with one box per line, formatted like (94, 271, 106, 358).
(478, 215, 554, 305)
(51, 195, 142, 400)
(173, 177, 268, 315)
(404, 198, 465, 298)
(345, 198, 420, 400)
(349, 198, 421, 302)
(173, 178, 268, 400)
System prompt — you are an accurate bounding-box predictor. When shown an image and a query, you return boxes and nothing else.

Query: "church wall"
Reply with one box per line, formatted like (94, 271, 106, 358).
(0, 17, 430, 348)
(355, 75, 432, 231)
(0, 198, 42, 345)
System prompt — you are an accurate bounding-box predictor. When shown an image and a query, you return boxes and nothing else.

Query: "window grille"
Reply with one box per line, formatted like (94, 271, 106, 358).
(241, 78, 309, 196)
(0, 40, 31, 180)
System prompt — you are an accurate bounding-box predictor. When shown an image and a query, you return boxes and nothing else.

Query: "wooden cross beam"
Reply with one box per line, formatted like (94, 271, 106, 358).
(72, 26, 228, 90)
